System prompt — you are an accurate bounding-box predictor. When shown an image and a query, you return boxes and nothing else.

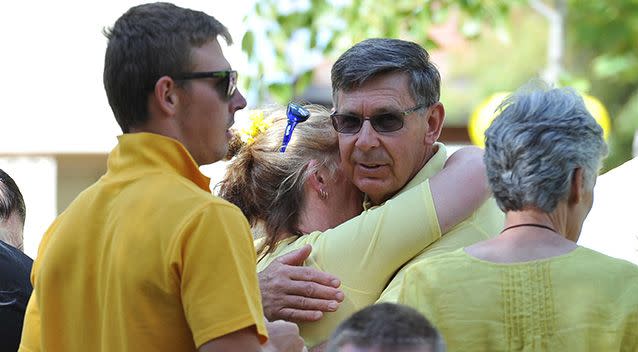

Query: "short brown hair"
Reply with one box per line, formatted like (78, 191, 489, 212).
(103, 2, 231, 132)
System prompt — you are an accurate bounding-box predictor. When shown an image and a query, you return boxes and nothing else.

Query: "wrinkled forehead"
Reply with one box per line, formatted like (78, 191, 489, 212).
(333, 72, 414, 114)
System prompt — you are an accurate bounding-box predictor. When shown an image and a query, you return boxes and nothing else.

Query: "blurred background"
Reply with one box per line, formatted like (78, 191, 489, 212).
(1, 0, 636, 258)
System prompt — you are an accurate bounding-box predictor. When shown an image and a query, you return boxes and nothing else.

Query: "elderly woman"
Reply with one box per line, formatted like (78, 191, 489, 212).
(391, 85, 638, 351)
(219, 104, 492, 347)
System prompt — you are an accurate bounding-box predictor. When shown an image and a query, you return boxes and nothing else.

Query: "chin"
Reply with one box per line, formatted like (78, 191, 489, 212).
(356, 180, 389, 201)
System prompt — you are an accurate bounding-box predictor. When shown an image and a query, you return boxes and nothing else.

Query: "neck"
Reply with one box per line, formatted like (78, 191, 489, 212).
(297, 195, 332, 234)
(503, 208, 569, 240)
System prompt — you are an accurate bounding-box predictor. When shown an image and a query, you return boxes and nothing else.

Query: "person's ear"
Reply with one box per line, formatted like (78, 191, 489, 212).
(568, 168, 585, 205)
(306, 160, 329, 199)
(423, 102, 445, 145)
(153, 76, 180, 116)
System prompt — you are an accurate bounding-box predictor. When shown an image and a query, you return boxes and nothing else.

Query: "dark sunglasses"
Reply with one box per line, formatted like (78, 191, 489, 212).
(280, 103, 311, 153)
(330, 103, 427, 134)
(173, 70, 238, 100)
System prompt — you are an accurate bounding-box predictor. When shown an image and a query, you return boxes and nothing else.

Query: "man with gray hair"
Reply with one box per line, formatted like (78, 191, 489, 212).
(258, 38, 503, 344)
(0, 168, 27, 251)
(331, 38, 503, 303)
(326, 303, 445, 352)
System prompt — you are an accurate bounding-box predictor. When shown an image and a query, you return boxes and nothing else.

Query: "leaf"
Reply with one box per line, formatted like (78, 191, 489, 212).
(268, 83, 294, 104)
(293, 70, 314, 97)
(593, 55, 637, 79)
(461, 18, 482, 38)
(242, 31, 255, 59)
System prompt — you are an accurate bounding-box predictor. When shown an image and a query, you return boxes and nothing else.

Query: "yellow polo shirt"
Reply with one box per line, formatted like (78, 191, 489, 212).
(20, 133, 267, 352)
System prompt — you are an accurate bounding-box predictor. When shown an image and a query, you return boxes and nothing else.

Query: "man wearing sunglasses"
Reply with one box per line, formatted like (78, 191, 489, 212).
(20, 3, 303, 352)
(329, 38, 503, 305)
(258, 39, 504, 334)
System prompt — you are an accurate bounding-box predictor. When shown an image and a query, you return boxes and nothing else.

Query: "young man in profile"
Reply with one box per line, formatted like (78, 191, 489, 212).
(20, 3, 303, 352)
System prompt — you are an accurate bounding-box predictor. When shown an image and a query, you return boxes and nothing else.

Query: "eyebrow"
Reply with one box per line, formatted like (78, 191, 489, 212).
(336, 106, 401, 116)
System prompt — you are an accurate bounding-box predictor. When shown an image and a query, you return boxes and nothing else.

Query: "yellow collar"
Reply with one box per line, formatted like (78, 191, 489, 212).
(106, 132, 211, 192)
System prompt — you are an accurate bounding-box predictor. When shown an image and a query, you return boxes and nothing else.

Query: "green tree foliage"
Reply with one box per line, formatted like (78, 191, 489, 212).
(565, 0, 638, 169)
(242, 0, 524, 103)
(242, 0, 638, 167)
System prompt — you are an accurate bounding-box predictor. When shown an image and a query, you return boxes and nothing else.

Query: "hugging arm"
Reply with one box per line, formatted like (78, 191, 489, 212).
(258, 147, 489, 326)
(430, 146, 490, 233)
(259, 245, 344, 323)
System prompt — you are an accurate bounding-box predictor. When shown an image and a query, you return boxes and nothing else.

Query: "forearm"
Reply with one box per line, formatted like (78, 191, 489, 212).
(317, 180, 440, 291)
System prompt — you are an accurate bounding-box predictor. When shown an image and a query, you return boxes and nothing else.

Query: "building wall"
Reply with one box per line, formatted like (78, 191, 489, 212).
(0, 156, 57, 258)
(56, 154, 108, 213)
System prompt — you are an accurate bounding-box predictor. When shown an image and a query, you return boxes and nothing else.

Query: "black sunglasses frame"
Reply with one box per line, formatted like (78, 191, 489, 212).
(330, 103, 428, 134)
(173, 70, 238, 100)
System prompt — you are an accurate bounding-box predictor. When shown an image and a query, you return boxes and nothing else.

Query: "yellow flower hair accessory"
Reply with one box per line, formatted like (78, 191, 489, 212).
(240, 110, 272, 145)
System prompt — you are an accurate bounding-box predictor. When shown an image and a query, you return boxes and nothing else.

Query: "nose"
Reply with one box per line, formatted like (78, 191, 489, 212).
(354, 119, 380, 151)
(230, 89, 247, 112)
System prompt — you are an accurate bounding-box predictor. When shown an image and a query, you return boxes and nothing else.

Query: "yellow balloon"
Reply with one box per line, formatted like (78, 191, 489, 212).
(468, 92, 612, 147)
(582, 94, 611, 140)
(468, 92, 509, 147)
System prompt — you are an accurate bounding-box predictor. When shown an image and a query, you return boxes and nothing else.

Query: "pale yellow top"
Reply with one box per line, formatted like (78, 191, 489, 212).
(378, 146, 504, 303)
(395, 247, 638, 351)
(256, 145, 449, 347)
(20, 133, 267, 352)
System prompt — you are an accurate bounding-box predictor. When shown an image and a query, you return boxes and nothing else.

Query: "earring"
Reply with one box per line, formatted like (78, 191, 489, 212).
(319, 189, 328, 200)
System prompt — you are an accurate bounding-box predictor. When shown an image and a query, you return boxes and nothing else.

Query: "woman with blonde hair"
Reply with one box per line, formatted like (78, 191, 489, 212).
(219, 104, 492, 347)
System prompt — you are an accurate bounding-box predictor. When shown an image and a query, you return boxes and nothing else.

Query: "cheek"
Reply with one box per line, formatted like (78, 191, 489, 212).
(338, 135, 354, 156)
(338, 151, 355, 175)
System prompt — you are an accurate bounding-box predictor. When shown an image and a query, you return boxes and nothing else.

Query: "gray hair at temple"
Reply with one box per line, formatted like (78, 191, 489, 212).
(0, 169, 26, 251)
(326, 303, 446, 352)
(484, 84, 608, 213)
(331, 38, 440, 109)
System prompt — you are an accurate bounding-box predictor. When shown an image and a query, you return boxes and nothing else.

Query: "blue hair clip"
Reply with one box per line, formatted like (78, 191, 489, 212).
(280, 103, 311, 153)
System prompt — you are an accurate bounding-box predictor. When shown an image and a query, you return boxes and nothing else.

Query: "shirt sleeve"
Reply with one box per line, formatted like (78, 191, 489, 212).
(171, 202, 267, 348)
(18, 292, 40, 352)
(379, 197, 504, 303)
(304, 179, 441, 295)
(19, 216, 63, 352)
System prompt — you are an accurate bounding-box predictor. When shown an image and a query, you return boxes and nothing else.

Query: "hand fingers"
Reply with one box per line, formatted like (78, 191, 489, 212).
(276, 307, 324, 323)
(265, 320, 306, 352)
(266, 319, 300, 334)
(278, 294, 342, 318)
(284, 279, 344, 302)
(287, 265, 341, 289)
(277, 244, 313, 266)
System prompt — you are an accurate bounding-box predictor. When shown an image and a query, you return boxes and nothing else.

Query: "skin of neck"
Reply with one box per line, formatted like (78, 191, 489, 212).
(504, 199, 582, 242)
(296, 188, 333, 235)
(465, 205, 579, 263)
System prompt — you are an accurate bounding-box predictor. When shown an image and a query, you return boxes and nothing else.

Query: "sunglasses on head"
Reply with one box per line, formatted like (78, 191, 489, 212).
(330, 103, 427, 134)
(173, 70, 238, 100)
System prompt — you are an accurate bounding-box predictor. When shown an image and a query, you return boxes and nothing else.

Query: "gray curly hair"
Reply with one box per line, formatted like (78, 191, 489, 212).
(484, 84, 608, 213)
